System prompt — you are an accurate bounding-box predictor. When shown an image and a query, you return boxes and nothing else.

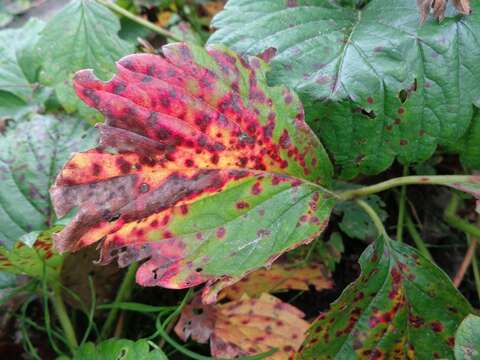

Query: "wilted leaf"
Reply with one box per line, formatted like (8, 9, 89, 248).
(0, 227, 63, 282)
(0, 115, 96, 247)
(51, 42, 334, 301)
(454, 314, 480, 360)
(175, 293, 309, 359)
(71, 338, 167, 360)
(36, 0, 134, 117)
(219, 262, 333, 300)
(298, 234, 471, 359)
(209, 0, 480, 178)
(335, 195, 387, 241)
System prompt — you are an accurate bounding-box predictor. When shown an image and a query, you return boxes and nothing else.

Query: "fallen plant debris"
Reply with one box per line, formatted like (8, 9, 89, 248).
(175, 293, 309, 359)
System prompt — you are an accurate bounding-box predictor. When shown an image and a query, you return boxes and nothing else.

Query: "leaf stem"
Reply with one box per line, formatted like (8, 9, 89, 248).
(444, 194, 480, 238)
(339, 175, 471, 200)
(396, 166, 409, 242)
(444, 194, 480, 300)
(99, 263, 139, 340)
(51, 283, 78, 351)
(355, 199, 387, 237)
(96, 0, 182, 42)
(404, 212, 433, 261)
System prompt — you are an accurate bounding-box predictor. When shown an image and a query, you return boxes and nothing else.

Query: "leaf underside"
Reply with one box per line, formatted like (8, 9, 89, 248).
(209, 0, 480, 178)
(298, 235, 471, 359)
(51, 42, 334, 301)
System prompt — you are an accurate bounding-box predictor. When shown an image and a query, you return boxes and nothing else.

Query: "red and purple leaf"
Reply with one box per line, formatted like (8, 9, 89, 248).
(50, 43, 334, 301)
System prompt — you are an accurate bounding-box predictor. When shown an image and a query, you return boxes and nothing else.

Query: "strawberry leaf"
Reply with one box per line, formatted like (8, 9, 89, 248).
(36, 0, 135, 120)
(51, 42, 334, 300)
(219, 262, 333, 300)
(0, 226, 64, 282)
(175, 293, 309, 358)
(72, 338, 167, 360)
(209, 0, 480, 178)
(298, 235, 471, 359)
(454, 314, 480, 360)
(0, 115, 96, 247)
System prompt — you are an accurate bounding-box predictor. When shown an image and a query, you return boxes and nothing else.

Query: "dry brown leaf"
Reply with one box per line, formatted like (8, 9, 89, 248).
(417, 0, 471, 24)
(175, 293, 309, 359)
(219, 262, 333, 300)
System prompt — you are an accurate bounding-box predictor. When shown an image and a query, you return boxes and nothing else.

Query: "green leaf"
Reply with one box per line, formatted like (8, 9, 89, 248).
(0, 18, 45, 101)
(335, 194, 387, 241)
(455, 314, 480, 360)
(209, 0, 480, 178)
(36, 0, 134, 116)
(50, 42, 334, 302)
(298, 235, 471, 359)
(451, 111, 480, 170)
(71, 339, 167, 360)
(0, 114, 96, 247)
(0, 226, 64, 281)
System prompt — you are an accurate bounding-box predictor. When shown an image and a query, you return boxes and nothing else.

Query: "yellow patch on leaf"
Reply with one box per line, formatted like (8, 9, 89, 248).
(175, 293, 309, 359)
(219, 262, 333, 300)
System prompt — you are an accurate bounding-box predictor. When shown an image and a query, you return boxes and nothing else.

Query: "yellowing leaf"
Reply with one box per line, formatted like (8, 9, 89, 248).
(175, 293, 309, 359)
(219, 262, 333, 300)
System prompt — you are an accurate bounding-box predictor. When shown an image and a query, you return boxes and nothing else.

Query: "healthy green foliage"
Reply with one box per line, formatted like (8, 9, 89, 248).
(68, 339, 168, 360)
(299, 234, 471, 359)
(455, 314, 480, 360)
(209, 0, 480, 178)
(0, 18, 46, 119)
(36, 0, 135, 121)
(450, 112, 480, 170)
(0, 115, 96, 247)
(335, 195, 387, 241)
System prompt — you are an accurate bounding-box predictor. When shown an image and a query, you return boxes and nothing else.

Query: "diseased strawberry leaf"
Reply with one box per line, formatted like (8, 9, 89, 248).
(175, 293, 309, 359)
(51, 42, 334, 302)
(219, 262, 333, 300)
(298, 234, 471, 359)
(209, 0, 480, 178)
(0, 115, 96, 247)
(454, 314, 480, 360)
(0, 226, 63, 282)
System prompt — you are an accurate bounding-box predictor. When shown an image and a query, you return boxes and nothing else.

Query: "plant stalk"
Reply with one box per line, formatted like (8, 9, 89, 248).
(396, 166, 409, 242)
(100, 263, 139, 340)
(96, 0, 182, 42)
(51, 284, 78, 351)
(339, 175, 471, 200)
(355, 199, 387, 237)
(444, 194, 480, 238)
(404, 212, 433, 261)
